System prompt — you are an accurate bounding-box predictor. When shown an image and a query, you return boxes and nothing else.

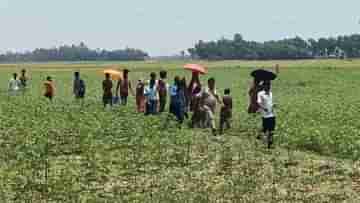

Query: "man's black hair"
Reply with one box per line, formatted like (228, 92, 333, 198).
(150, 72, 156, 79)
(208, 77, 215, 83)
(160, 70, 167, 79)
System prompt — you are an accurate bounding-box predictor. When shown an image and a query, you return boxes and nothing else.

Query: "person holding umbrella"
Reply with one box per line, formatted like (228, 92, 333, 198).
(257, 80, 276, 149)
(184, 64, 207, 112)
(251, 69, 277, 148)
(188, 72, 201, 110)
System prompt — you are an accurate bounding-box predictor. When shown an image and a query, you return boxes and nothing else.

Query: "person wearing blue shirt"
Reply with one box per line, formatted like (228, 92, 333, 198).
(144, 72, 159, 115)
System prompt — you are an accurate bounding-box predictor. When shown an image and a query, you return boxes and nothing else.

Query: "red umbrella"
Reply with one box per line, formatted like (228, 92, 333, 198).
(184, 64, 207, 74)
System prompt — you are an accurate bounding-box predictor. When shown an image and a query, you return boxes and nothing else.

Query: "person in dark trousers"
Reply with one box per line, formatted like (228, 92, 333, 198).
(103, 73, 113, 108)
(116, 69, 133, 106)
(257, 80, 276, 149)
(158, 70, 168, 113)
(169, 76, 186, 124)
(144, 72, 159, 115)
(19, 69, 28, 91)
(169, 76, 180, 115)
(181, 77, 189, 119)
(176, 78, 187, 123)
(73, 72, 86, 99)
(220, 88, 233, 134)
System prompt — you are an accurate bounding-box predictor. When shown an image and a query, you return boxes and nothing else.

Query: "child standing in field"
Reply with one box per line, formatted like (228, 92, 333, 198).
(135, 79, 146, 113)
(8, 73, 21, 95)
(73, 72, 86, 99)
(220, 88, 233, 134)
(116, 69, 134, 106)
(19, 69, 29, 91)
(158, 70, 169, 113)
(144, 72, 159, 115)
(257, 80, 276, 149)
(44, 76, 55, 101)
(102, 73, 113, 108)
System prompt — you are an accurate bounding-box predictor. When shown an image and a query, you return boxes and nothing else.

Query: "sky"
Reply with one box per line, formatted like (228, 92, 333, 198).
(0, 0, 359, 56)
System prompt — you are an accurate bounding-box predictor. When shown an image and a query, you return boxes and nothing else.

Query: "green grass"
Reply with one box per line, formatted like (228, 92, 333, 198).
(0, 59, 360, 202)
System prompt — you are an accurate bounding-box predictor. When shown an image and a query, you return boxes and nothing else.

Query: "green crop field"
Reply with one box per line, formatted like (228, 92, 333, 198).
(0, 59, 360, 202)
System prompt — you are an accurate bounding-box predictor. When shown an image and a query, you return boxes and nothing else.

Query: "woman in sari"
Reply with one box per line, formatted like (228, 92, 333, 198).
(188, 72, 202, 112)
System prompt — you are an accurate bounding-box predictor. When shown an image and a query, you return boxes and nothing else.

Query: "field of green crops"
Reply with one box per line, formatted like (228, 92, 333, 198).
(0, 59, 360, 202)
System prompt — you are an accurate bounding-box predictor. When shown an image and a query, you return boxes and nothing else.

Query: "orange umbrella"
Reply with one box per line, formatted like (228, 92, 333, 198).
(184, 64, 207, 74)
(103, 69, 122, 80)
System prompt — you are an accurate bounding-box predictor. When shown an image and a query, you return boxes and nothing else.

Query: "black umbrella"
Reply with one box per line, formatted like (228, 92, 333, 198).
(250, 69, 277, 81)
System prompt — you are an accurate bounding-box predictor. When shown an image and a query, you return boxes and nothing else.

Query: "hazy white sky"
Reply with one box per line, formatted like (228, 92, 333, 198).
(0, 0, 359, 56)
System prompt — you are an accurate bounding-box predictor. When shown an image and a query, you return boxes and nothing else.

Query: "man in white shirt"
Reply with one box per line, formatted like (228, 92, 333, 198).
(257, 80, 276, 149)
(8, 73, 21, 95)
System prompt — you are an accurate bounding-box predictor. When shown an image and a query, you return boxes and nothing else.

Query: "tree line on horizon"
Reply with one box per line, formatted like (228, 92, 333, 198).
(188, 33, 360, 60)
(2, 34, 360, 62)
(0, 42, 149, 62)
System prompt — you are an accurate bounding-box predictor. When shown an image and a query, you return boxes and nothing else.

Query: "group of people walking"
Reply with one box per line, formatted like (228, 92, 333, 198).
(7, 67, 276, 148)
(99, 69, 234, 135)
